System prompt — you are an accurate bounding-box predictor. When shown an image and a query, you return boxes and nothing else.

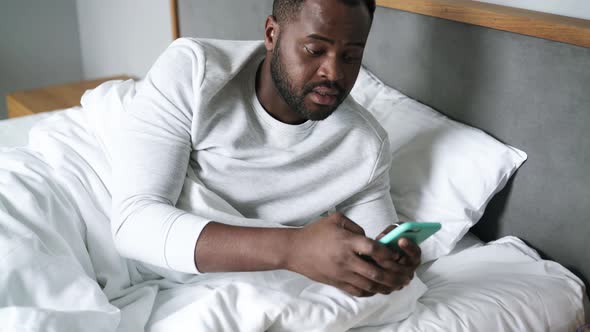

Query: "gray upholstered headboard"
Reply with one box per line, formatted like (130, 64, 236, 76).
(177, 0, 590, 293)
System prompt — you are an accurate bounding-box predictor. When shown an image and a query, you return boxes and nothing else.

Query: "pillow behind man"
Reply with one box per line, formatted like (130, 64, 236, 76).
(350, 68, 527, 262)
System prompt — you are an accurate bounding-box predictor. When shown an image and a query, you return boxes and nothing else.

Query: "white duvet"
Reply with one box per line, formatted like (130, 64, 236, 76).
(0, 81, 587, 331)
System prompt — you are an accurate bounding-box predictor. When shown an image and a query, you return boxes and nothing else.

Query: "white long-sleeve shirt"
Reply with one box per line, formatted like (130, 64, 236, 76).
(111, 38, 397, 275)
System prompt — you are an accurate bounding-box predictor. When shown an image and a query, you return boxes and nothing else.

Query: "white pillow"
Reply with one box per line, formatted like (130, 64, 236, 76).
(350, 67, 527, 262)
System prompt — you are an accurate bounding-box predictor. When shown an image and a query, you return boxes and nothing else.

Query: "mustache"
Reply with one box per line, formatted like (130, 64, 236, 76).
(303, 81, 344, 96)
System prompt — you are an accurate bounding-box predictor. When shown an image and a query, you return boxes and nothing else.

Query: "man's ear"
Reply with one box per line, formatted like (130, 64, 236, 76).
(264, 15, 279, 52)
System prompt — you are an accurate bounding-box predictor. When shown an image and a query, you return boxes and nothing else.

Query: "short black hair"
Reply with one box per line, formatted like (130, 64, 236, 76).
(272, 0, 376, 24)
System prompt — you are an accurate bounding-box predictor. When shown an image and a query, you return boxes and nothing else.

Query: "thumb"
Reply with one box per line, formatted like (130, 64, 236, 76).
(334, 213, 365, 236)
(376, 224, 397, 241)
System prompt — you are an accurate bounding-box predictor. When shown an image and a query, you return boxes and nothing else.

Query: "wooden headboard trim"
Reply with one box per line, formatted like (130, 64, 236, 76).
(170, 0, 590, 48)
(377, 0, 590, 48)
(171, 0, 180, 40)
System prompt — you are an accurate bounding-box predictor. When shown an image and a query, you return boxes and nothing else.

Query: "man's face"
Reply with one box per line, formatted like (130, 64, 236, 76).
(270, 0, 372, 121)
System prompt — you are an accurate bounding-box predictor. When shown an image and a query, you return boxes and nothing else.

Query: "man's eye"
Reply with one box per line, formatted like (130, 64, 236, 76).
(304, 46, 323, 56)
(343, 53, 362, 64)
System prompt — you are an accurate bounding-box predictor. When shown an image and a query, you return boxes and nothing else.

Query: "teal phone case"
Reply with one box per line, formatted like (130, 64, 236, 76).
(378, 222, 441, 251)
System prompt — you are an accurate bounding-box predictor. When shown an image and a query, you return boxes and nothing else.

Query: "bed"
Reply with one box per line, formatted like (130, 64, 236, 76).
(1, 0, 589, 331)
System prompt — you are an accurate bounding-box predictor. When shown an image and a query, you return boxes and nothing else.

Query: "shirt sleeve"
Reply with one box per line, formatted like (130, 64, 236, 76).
(337, 137, 399, 239)
(110, 40, 210, 274)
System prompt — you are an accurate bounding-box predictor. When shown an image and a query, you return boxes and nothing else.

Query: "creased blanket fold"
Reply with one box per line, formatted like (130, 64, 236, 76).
(0, 79, 427, 332)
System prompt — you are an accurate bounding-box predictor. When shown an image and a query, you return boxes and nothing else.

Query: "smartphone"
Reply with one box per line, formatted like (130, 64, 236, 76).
(378, 222, 441, 252)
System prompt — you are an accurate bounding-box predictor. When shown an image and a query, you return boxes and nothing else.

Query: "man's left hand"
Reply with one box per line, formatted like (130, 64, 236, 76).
(372, 224, 422, 288)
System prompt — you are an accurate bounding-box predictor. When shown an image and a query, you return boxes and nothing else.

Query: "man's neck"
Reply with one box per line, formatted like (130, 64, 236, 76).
(255, 56, 307, 125)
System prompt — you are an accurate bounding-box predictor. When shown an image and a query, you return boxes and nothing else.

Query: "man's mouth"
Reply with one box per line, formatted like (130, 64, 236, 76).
(309, 86, 341, 106)
(313, 86, 340, 96)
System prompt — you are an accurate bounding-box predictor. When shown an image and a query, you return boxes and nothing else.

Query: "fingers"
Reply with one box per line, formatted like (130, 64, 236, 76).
(338, 282, 374, 297)
(354, 237, 399, 264)
(336, 266, 412, 297)
(311, 214, 419, 297)
(341, 272, 394, 296)
(376, 221, 406, 241)
(375, 224, 396, 241)
(333, 213, 365, 236)
(398, 238, 422, 267)
(348, 254, 413, 293)
(349, 237, 415, 291)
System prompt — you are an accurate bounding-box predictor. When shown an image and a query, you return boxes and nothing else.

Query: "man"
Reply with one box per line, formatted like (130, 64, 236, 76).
(111, 0, 421, 298)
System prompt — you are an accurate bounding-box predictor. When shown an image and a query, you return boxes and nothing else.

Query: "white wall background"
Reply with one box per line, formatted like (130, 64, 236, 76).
(2, 1, 588, 119)
(0, 0, 83, 119)
(75, 0, 173, 80)
(475, 0, 590, 21)
(65, 0, 590, 82)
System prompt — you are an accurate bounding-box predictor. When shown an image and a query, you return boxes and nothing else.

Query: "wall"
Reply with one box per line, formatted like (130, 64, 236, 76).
(0, 0, 83, 120)
(474, 0, 590, 21)
(75, 0, 173, 80)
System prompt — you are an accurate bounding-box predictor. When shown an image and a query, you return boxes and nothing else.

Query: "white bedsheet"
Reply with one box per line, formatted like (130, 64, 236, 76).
(0, 95, 427, 330)
(0, 111, 59, 148)
(0, 81, 587, 331)
(147, 235, 588, 332)
(358, 236, 588, 331)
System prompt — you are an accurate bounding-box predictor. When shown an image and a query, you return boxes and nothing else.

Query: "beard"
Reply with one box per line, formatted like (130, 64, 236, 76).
(270, 36, 345, 121)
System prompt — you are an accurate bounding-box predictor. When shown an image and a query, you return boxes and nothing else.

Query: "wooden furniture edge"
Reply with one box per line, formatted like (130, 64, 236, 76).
(6, 75, 132, 119)
(376, 0, 590, 48)
(171, 0, 180, 40)
(6, 94, 33, 118)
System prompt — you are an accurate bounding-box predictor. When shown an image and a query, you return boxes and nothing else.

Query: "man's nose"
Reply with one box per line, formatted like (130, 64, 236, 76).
(318, 56, 345, 82)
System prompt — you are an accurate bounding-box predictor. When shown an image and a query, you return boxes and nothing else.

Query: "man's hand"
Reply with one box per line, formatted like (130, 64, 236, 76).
(286, 213, 419, 297)
(376, 223, 422, 278)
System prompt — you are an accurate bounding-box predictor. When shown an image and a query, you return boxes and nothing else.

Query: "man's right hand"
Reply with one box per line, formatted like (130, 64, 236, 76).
(286, 213, 414, 297)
